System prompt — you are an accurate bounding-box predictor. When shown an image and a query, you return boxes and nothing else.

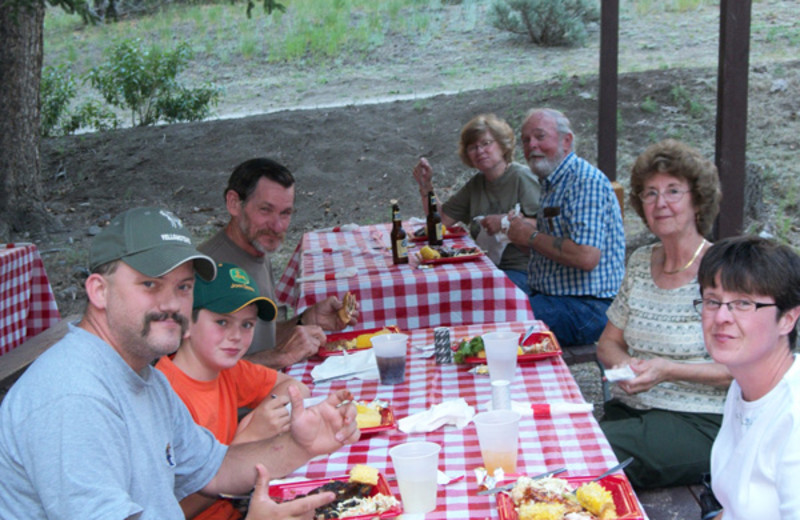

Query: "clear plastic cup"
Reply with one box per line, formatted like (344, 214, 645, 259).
(389, 441, 441, 514)
(370, 333, 408, 385)
(482, 331, 519, 382)
(473, 409, 520, 473)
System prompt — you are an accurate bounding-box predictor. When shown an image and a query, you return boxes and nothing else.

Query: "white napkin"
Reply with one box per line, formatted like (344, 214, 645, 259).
(310, 349, 379, 383)
(483, 400, 593, 416)
(398, 398, 475, 433)
(297, 266, 358, 283)
(472, 204, 519, 265)
(605, 365, 637, 382)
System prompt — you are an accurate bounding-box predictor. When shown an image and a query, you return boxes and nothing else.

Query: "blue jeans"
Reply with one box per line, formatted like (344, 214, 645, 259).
(529, 293, 611, 347)
(503, 269, 532, 296)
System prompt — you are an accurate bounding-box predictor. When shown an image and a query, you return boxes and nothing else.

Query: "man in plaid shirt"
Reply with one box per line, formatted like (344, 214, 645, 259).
(507, 108, 625, 347)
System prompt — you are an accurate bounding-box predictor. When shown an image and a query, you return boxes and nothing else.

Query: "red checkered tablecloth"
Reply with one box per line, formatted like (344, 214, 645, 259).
(274, 223, 534, 331)
(0, 244, 61, 355)
(284, 320, 642, 519)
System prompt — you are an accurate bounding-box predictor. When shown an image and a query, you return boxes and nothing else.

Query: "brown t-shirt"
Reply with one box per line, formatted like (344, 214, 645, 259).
(199, 229, 277, 354)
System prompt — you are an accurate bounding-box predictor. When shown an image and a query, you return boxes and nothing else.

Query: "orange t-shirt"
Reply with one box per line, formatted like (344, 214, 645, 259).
(156, 356, 279, 520)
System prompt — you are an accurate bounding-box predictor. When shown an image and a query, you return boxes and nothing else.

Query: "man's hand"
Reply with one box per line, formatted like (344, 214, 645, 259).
(289, 387, 359, 458)
(276, 323, 325, 362)
(302, 296, 359, 331)
(234, 394, 292, 444)
(246, 464, 335, 520)
(505, 213, 538, 247)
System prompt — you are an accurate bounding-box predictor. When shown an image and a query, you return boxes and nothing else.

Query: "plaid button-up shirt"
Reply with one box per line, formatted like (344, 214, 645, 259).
(528, 152, 625, 299)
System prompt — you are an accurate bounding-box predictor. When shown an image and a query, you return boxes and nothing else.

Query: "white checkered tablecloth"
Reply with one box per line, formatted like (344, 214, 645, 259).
(283, 320, 637, 519)
(0, 244, 61, 355)
(274, 223, 534, 331)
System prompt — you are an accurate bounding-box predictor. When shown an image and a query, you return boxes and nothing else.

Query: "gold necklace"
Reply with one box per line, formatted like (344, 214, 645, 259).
(663, 238, 707, 275)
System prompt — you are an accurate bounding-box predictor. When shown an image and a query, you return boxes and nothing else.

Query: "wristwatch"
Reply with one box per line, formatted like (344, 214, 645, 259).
(528, 230, 540, 245)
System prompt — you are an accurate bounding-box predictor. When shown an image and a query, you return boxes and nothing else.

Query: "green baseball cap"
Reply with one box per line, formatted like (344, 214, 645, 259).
(89, 207, 216, 281)
(193, 262, 277, 322)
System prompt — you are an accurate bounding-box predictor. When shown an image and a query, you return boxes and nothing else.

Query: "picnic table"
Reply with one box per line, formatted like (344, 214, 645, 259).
(283, 320, 646, 519)
(275, 222, 534, 331)
(0, 243, 60, 356)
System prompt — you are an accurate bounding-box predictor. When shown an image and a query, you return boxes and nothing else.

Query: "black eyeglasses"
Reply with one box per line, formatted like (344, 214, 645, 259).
(693, 298, 778, 314)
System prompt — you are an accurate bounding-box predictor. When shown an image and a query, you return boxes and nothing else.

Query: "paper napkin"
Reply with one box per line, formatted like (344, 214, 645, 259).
(297, 266, 358, 283)
(310, 349, 379, 383)
(397, 398, 475, 433)
(604, 365, 637, 382)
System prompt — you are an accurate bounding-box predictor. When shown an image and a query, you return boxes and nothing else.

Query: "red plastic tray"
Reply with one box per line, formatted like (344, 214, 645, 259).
(409, 226, 469, 242)
(496, 474, 643, 520)
(461, 331, 562, 364)
(269, 473, 403, 520)
(359, 405, 397, 436)
(319, 326, 401, 357)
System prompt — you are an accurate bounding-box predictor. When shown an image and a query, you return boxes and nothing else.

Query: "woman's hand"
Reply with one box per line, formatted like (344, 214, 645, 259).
(617, 357, 670, 394)
(413, 158, 434, 193)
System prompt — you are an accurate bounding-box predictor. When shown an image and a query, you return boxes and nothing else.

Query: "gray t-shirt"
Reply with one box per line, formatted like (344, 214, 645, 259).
(200, 229, 277, 354)
(442, 161, 541, 272)
(0, 324, 227, 519)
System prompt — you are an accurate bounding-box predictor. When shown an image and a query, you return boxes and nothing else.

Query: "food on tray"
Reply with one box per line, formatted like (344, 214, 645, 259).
(509, 476, 617, 520)
(350, 464, 379, 485)
(453, 334, 558, 363)
(453, 336, 485, 363)
(355, 399, 388, 429)
(299, 466, 400, 519)
(420, 245, 441, 260)
(413, 224, 449, 237)
(424, 245, 480, 259)
(324, 328, 393, 352)
(338, 292, 357, 323)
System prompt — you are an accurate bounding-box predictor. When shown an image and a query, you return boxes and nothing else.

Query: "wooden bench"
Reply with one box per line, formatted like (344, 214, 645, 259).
(0, 314, 79, 384)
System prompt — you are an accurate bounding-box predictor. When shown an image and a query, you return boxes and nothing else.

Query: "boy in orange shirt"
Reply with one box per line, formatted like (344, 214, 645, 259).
(157, 262, 311, 519)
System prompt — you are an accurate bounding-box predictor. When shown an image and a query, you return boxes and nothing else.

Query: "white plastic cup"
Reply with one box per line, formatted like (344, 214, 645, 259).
(482, 331, 519, 382)
(371, 333, 408, 385)
(473, 410, 521, 473)
(389, 441, 441, 514)
(491, 379, 512, 410)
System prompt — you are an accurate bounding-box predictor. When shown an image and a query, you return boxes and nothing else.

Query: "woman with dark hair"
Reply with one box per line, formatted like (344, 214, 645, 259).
(597, 139, 732, 489)
(412, 113, 540, 293)
(697, 236, 800, 520)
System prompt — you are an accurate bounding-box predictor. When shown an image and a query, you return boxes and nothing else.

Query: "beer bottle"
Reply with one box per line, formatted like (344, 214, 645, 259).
(426, 191, 443, 246)
(390, 199, 409, 264)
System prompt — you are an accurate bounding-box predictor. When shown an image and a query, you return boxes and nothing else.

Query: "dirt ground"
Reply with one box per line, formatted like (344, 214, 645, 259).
(17, 1, 799, 320)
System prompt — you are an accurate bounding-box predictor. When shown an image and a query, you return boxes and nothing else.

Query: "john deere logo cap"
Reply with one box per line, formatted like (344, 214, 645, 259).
(89, 207, 216, 281)
(193, 262, 277, 322)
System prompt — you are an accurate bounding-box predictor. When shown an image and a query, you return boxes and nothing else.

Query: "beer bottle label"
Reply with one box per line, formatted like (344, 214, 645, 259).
(396, 238, 408, 258)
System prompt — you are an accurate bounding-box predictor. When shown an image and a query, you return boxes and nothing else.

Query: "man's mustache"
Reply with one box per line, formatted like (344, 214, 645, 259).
(142, 312, 189, 337)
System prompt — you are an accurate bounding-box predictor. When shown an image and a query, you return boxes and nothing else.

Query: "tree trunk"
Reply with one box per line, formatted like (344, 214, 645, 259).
(0, 1, 50, 240)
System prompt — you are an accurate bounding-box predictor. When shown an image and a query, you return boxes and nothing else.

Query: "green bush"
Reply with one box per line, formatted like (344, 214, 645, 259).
(490, 0, 599, 47)
(86, 38, 220, 126)
(40, 65, 77, 137)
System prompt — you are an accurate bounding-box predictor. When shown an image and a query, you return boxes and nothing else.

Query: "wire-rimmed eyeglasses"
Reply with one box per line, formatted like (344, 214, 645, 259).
(693, 298, 778, 314)
(467, 139, 496, 154)
(638, 188, 689, 204)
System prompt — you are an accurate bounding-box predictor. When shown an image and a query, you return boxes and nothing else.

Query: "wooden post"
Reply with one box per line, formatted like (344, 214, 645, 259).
(597, 0, 619, 181)
(715, 0, 751, 238)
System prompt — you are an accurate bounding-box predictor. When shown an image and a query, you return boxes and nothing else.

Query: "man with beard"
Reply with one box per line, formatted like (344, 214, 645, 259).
(200, 158, 356, 370)
(0, 207, 359, 519)
(507, 108, 626, 347)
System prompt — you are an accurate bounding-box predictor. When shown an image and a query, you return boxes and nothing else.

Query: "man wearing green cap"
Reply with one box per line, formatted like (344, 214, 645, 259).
(0, 207, 359, 520)
(157, 261, 313, 519)
(200, 157, 358, 370)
